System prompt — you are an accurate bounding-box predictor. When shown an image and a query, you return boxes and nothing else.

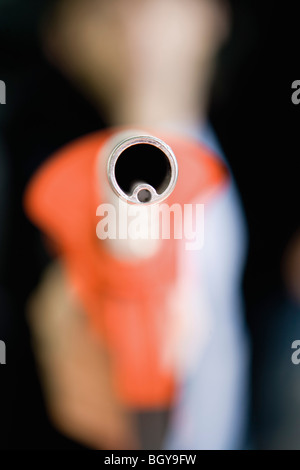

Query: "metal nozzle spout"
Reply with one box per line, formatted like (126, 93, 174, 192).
(107, 135, 178, 205)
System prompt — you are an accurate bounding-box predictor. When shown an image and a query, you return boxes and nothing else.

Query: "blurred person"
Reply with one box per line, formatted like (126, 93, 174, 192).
(25, 0, 250, 450)
(251, 231, 300, 450)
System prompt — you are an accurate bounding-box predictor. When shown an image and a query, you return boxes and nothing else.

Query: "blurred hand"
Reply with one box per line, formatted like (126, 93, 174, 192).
(27, 262, 139, 449)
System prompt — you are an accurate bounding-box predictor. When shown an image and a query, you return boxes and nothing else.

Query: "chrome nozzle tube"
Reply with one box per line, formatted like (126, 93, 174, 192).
(107, 135, 178, 205)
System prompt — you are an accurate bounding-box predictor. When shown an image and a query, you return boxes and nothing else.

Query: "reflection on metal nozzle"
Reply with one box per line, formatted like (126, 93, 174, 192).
(107, 135, 178, 205)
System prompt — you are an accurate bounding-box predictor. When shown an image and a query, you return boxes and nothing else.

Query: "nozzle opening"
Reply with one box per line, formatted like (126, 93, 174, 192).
(114, 143, 172, 196)
(107, 134, 178, 204)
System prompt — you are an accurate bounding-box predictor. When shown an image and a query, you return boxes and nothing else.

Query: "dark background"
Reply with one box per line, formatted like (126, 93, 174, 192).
(0, 0, 299, 449)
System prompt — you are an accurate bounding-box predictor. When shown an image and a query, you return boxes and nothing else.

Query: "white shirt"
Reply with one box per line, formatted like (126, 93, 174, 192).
(164, 126, 250, 450)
